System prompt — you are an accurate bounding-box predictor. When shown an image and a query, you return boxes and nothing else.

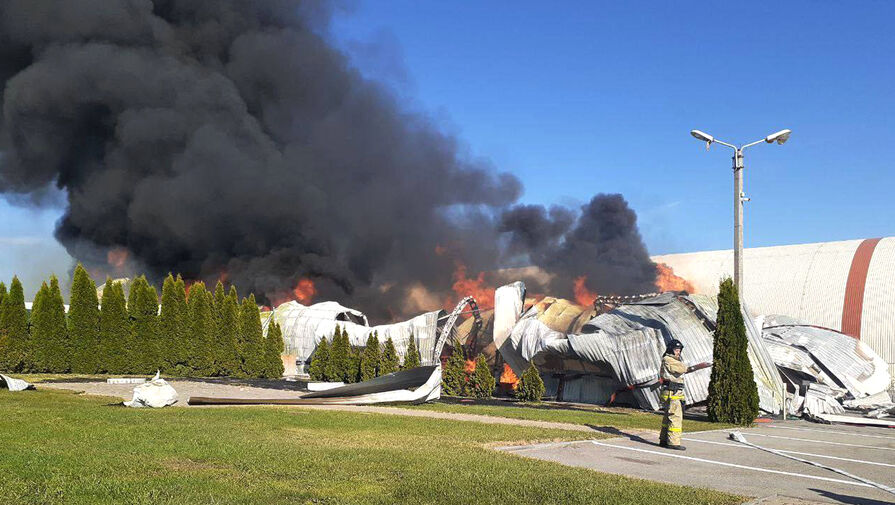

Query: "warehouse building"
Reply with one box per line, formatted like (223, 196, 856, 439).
(653, 237, 895, 378)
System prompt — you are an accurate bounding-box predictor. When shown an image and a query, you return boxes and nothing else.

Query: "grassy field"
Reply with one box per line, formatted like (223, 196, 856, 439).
(399, 400, 734, 432)
(0, 389, 743, 505)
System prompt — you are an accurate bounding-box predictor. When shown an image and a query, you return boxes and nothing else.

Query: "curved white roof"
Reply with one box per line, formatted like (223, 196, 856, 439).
(653, 237, 895, 379)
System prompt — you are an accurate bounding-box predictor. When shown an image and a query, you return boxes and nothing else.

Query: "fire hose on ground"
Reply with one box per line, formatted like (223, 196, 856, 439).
(728, 431, 895, 497)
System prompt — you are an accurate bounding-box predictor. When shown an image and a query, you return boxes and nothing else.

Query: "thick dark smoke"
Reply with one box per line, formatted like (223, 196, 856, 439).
(500, 195, 658, 296)
(0, 0, 656, 319)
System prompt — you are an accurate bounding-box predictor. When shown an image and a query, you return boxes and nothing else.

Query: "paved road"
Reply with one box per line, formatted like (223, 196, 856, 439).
(498, 421, 895, 505)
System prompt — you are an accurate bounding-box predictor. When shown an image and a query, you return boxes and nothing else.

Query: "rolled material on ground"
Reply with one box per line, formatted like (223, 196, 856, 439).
(189, 366, 441, 406)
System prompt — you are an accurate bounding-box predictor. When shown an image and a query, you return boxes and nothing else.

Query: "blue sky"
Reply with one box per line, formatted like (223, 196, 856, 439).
(2, 1, 893, 295)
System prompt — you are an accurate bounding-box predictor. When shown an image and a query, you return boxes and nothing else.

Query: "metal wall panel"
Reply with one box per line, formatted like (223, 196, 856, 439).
(863, 237, 895, 377)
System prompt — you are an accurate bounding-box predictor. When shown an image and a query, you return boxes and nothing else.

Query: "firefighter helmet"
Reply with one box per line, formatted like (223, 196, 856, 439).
(665, 339, 684, 355)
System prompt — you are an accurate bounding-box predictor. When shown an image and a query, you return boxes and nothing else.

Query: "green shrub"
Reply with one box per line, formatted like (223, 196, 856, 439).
(98, 279, 129, 374)
(238, 294, 266, 378)
(308, 337, 330, 381)
(0, 277, 29, 371)
(187, 282, 215, 376)
(263, 321, 285, 378)
(441, 338, 467, 397)
(128, 276, 159, 374)
(360, 331, 381, 381)
(379, 337, 399, 375)
(403, 335, 421, 369)
(469, 354, 495, 398)
(69, 264, 100, 373)
(707, 278, 759, 425)
(516, 363, 545, 402)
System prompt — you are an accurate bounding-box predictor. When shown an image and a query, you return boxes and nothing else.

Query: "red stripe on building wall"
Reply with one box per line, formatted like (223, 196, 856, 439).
(840, 238, 882, 339)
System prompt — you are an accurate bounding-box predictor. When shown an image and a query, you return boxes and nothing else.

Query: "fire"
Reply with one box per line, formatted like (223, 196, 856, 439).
(573, 276, 598, 306)
(107, 247, 129, 270)
(655, 263, 695, 293)
(434, 244, 447, 256)
(450, 261, 495, 310)
(499, 363, 519, 390)
(292, 278, 317, 304)
(465, 359, 476, 373)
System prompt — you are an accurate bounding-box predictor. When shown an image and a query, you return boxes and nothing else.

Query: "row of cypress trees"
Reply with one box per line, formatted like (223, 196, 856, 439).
(308, 325, 420, 383)
(441, 338, 496, 398)
(0, 265, 284, 378)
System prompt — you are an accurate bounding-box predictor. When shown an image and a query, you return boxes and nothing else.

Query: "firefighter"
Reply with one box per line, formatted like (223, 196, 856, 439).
(659, 339, 687, 450)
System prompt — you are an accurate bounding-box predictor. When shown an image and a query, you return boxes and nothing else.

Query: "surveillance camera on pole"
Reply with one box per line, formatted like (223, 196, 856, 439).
(689, 128, 792, 300)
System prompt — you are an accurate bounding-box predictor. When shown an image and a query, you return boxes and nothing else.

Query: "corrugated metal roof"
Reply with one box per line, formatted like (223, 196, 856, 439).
(863, 237, 895, 374)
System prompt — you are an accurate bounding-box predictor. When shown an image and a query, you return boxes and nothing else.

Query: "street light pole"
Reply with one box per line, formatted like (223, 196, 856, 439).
(690, 129, 791, 301)
(733, 148, 744, 298)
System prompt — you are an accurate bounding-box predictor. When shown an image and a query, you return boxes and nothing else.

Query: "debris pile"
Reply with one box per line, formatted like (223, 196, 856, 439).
(123, 372, 178, 408)
(0, 374, 34, 392)
(758, 315, 893, 424)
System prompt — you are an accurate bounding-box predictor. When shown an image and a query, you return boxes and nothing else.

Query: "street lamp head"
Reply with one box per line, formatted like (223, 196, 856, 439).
(765, 129, 792, 145)
(690, 129, 714, 143)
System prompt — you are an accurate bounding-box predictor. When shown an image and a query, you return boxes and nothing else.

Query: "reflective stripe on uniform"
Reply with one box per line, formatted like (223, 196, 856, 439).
(668, 427, 682, 432)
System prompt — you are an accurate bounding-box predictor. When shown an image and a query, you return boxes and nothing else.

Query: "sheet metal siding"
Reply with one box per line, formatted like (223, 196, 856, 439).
(653, 238, 895, 374)
(797, 241, 856, 331)
(862, 237, 895, 379)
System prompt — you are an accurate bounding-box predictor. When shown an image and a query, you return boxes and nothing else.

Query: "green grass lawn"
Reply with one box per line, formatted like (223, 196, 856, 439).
(0, 389, 743, 505)
(399, 400, 733, 433)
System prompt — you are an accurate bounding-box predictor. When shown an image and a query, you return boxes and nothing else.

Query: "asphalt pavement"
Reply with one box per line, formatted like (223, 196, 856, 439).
(498, 420, 895, 505)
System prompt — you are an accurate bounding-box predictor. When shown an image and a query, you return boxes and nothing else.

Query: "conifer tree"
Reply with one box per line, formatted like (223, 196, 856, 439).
(328, 325, 349, 382)
(360, 331, 381, 381)
(128, 276, 159, 374)
(402, 335, 421, 370)
(187, 282, 215, 376)
(0, 281, 7, 312)
(237, 294, 265, 377)
(469, 354, 496, 398)
(308, 337, 330, 381)
(380, 337, 399, 375)
(516, 363, 545, 402)
(263, 320, 285, 378)
(707, 278, 760, 425)
(69, 264, 100, 373)
(39, 276, 69, 372)
(215, 286, 241, 376)
(348, 345, 362, 384)
(441, 338, 467, 396)
(99, 279, 129, 373)
(0, 277, 29, 371)
(159, 274, 185, 373)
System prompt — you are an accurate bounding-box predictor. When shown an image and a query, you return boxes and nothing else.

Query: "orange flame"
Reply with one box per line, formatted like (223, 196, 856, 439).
(573, 276, 598, 306)
(450, 262, 494, 310)
(499, 363, 519, 390)
(434, 244, 447, 256)
(655, 263, 695, 293)
(464, 359, 476, 373)
(293, 278, 317, 304)
(107, 247, 129, 270)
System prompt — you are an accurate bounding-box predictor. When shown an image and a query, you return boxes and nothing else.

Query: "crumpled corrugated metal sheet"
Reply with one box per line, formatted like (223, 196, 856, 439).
(493, 283, 784, 413)
(761, 316, 891, 398)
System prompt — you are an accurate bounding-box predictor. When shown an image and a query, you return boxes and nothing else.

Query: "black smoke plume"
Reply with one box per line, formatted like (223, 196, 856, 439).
(0, 0, 656, 319)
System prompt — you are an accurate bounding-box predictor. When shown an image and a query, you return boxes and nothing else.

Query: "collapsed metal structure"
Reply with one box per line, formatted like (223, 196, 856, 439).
(260, 280, 892, 420)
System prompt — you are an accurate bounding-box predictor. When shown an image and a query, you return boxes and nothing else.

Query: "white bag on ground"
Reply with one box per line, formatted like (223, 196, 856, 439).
(124, 371, 178, 408)
(0, 374, 34, 391)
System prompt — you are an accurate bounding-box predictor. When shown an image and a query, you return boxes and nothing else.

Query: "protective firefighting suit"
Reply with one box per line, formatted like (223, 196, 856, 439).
(659, 353, 687, 448)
